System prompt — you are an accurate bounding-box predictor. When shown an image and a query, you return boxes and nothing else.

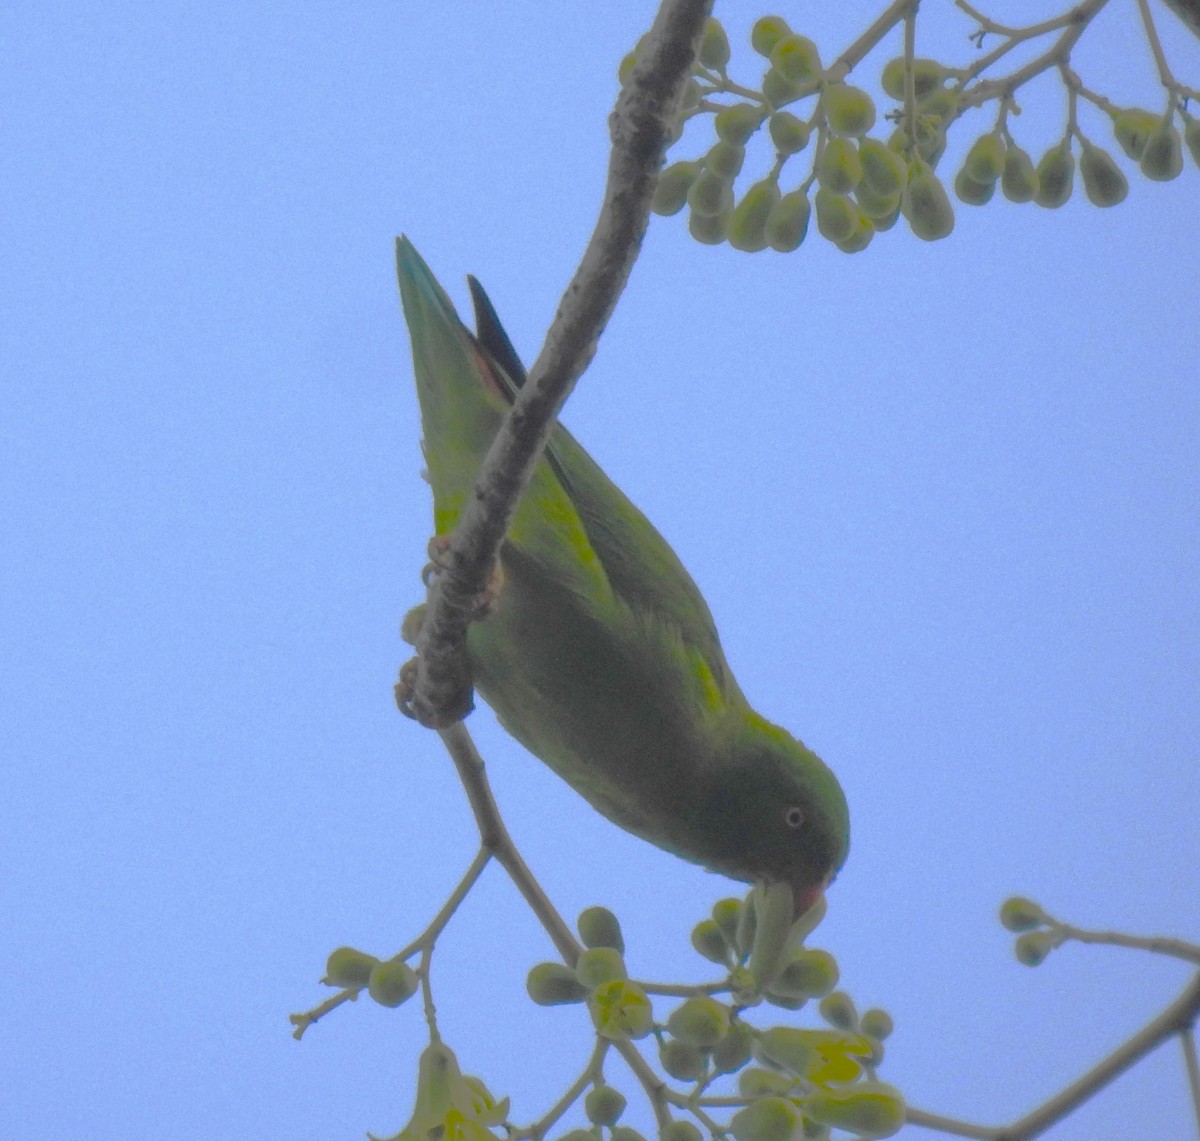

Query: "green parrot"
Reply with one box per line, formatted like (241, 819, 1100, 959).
(396, 237, 849, 912)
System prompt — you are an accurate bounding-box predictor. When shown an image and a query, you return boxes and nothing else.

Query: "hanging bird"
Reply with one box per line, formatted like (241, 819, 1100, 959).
(396, 237, 848, 912)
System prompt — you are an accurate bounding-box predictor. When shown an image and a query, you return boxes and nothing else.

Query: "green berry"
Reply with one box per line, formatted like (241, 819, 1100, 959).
(715, 103, 765, 145)
(324, 946, 379, 989)
(764, 190, 811, 252)
(770, 34, 821, 85)
(576, 946, 627, 989)
(859, 138, 907, 196)
(711, 1019, 755, 1073)
(954, 167, 995, 206)
(881, 56, 948, 101)
(660, 1123, 703, 1141)
(818, 990, 857, 1030)
(367, 959, 419, 1008)
(755, 1026, 815, 1075)
(762, 68, 805, 109)
(687, 170, 733, 218)
(902, 161, 954, 240)
(805, 1082, 906, 1140)
(730, 1096, 800, 1141)
(999, 896, 1046, 933)
(771, 948, 839, 999)
(729, 180, 781, 252)
(738, 1067, 794, 1098)
(817, 137, 862, 193)
(964, 132, 1006, 183)
(612, 1128, 647, 1141)
(1034, 142, 1074, 208)
(585, 1085, 627, 1126)
(578, 906, 625, 953)
(1001, 145, 1038, 202)
(917, 88, 960, 123)
(769, 111, 811, 155)
(526, 961, 589, 1005)
(814, 188, 857, 242)
(688, 205, 730, 245)
(1015, 930, 1056, 967)
(1140, 121, 1184, 181)
(823, 83, 876, 137)
(589, 979, 654, 1040)
(1112, 108, 1160, 160)
(667, 995, 731, 1047)
(557, 1131, 595, 1141)
(751, 16, 792, 58)
(652, 162, 700, 217)
(659, 1038, 708, 1082)
(691, 918, 730, 963)
(859, 1007, 894, 1040)
(705, 139, 746, 179)
(854, 180, 901, 222)
(698, 18, 731, 70)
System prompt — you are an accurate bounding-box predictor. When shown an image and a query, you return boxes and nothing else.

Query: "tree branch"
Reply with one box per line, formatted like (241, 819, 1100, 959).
(407, 0, 714, 727)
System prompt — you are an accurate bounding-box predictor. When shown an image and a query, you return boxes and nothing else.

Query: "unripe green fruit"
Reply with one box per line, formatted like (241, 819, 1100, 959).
(765, 191, 811, 252)
(612, 1128, 648, 1141)
(712, 898, 742, 947)
(902, 162, 954, 240)
(660, 1038, 708, 1082)
(762, 69, 805, 109)
(755, 1026, 815, 1075)
(691, 918, 730, 963)
(730, 1096, 800, 1141)
(859, 138, 907, 196)
(814, 189, 857, 242)
(660, 1122, 703, 1141)
(770, 34, 821, 85)
(917, 89, 960, 123)
(706, 140, 746, 179)
(527, 961, 589, 1005)
(1140, 122, 1183, 181)
(738, 1067, 793, 1098)
(836, 215, 874, 254)
(818, 990, 857, 1030)
(889, 122, 946, 166)
(729, 180, 781, 252)
(617, 52, 639, 86)
(771, 948, 839, 999)
(688, 205, 730, 245)
(854, 181, 901, 222)
(805, 1082, 906, 1140)
(679, 79, 702, 112)
(577, 905, 625, 953)
(400, 604, 425, 645)
(367, 959, 419, 1008)
(954, 167, 995, 206)
(881, 56, 948, 101)
(1112, 108, 1160, 160)
(824, 83, 876, 137)
(751, 16, 792, 58)
(999, 895, 1046, 933)
(715, 104, 765, 145)
(324, 946, 379, 989)
(557, 1130, 595, 1141)
(589, 979, 654, 1039)
(1015, 930, 1056, 966)
(1185, 117, 1200, 168)
(964, 132, 1006, 182)
(1034, 143, 1074, 208)
(687, 170, 733, 218)
(817, 138, 862, 193)
(769, 111, 811, 155)
(860, 1007, 894, 1040)
(585, 1085, 627, 1126)
(1001, 145, 1038, 202)
(667, 995, 731, 1047)
(576, 946, 627, 988)
(711, 1019, 755, 1073)
(698, 18, 731, 70)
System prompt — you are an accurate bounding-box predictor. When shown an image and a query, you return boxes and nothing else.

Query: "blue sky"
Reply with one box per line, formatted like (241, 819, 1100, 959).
(4, 3, 1199, 1139)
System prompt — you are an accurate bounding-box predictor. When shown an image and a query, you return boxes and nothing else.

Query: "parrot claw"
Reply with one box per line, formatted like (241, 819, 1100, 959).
(394, 658, 420, 719)
(421, 534, 505, 619)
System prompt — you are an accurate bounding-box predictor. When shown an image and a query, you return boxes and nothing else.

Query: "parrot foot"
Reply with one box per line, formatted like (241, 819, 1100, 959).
(394, 658, 420, 719)
(421, 534, 505, 619)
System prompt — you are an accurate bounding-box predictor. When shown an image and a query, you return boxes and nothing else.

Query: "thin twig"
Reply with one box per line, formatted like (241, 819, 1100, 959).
(408, 0, 713, 727)
(1181, 1027, 1200, 1130)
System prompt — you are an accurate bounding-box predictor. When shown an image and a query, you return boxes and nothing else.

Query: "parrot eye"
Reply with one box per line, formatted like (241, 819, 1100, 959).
(784, 807, 805, 829)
